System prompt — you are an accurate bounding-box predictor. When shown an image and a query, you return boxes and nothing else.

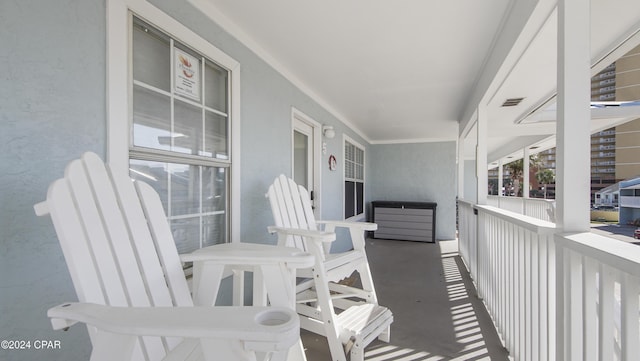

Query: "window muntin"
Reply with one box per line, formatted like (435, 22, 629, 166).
(130, 15, 230, 251)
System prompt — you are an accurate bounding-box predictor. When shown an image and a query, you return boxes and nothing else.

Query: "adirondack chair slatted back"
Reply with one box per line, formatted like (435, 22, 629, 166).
(43, 152, 191, 360)
(267, 175, 317, 251)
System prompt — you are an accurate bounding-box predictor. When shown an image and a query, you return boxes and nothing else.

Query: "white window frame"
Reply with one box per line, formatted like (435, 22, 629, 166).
(343, 135, 366, 221)
(106, 0, 241, 242)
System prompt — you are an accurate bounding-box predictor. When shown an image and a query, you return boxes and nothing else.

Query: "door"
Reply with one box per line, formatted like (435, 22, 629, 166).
(292, 109, 321, 216)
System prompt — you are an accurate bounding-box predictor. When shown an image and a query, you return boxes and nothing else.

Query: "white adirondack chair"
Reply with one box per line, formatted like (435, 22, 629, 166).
(266, 175, 393, 361)
(35, 153, 314, 361)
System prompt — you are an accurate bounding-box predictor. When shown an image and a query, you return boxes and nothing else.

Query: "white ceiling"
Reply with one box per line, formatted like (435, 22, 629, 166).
(190, 0, 640, 159)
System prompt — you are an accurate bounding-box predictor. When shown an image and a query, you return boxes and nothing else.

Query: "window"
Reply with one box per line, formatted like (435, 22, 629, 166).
(344, 137, 365, 219)
(127, 15, 231, 253)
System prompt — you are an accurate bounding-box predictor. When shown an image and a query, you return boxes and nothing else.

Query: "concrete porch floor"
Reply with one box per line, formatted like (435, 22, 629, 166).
(300, 238, 510, 360)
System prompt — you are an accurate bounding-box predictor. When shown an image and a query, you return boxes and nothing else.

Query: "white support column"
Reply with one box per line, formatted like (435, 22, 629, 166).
(523, 147, 530, 199)
(476, 106, 488, 205)
(556, 0, 591, 233)
(498, 160, 504, 197)
(556, 1, 591, 360)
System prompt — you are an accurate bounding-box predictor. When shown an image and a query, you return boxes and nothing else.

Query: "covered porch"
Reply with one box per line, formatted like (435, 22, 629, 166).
(3, 0, 640, 360)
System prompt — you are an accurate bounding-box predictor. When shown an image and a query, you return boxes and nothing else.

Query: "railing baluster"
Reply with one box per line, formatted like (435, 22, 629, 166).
(569, 251, 584, 360)
(599, 263, 615, 361)
(583, 258, 598, 361)
(531, 234, 540, 361)
(539, 235, 547, 360)
(547, 234, 556, 361)
(525, 230, 532, 361)
(621, 273, 639, 360)
(506, 219, 516, 350)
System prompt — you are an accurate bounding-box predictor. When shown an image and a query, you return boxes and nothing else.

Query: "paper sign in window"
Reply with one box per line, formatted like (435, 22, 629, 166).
(174, 48, 200, 101)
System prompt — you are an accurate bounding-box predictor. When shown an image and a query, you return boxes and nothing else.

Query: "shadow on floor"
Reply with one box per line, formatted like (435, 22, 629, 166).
(301, 239, 509, 360)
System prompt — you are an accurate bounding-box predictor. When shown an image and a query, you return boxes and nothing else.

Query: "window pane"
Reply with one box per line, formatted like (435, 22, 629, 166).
(205, 60, 228, 113)
(345, 181, 355, 218)
(170, 163, 200, 216)
(356, 148, 364, 180)
(204, 111, 228, 159)
(132, 85, 171, 151)
(171, 217, 200, 254)
(130, 17, 232, 250)
(346, 160, 354, 179)
(202, 167, 227, 213)
(203, 214, 226, 247)
(356, 182, 364, 215)
(129, 159, 169, 211)
(173, 99, 203, 155)
(132, 18, 170, 91)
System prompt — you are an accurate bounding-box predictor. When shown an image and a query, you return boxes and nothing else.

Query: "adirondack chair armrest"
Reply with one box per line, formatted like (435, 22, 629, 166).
(180, 243, 314, 269)
(316, 221, 376, 251)
(33, 201, 49, 216)
(48, 303, 299, 349)
(317, 220, 378, 232)
(267, 226, 336, 243)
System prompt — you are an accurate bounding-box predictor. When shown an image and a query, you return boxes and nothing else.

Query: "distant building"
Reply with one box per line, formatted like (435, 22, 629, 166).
(594, 182, 619, 206)
(619, 176, 640, 225)
(534, 44, 640, 202)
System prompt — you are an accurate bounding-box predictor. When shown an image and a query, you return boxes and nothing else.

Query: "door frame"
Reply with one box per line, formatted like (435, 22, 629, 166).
(291, 107, 322, 217)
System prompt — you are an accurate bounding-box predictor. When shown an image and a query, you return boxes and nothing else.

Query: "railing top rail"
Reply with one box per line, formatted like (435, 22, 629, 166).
(556, 232, 640, 277)
(457, 199, 476, 207)
(475, 204, 556, 235)
(487, 195, 555, 205)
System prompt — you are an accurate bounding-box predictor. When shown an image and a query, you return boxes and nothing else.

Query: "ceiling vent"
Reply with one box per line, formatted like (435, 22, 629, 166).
(502, 97, 525, 107)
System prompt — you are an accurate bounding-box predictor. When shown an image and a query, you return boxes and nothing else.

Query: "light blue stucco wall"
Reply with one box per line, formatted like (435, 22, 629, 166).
(369, 142, 458, 240)
(1, 1, 370, 359)
(1, 1, 106, 360)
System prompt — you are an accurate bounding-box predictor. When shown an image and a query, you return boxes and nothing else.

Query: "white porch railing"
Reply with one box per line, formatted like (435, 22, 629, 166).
(458, 199, 640, 361)
(487, 195, 555, 222)
(555, 232, 640, 361)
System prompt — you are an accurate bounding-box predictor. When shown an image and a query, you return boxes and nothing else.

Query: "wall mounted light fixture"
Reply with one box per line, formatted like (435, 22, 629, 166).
(323, 125, 335, 139)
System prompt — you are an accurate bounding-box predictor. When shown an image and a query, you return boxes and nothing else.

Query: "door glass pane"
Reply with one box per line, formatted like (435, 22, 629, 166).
(204, 111, 228, 159)
(173, 99, 203, 155)
(205, 61, 228, 113)
(132, 18, 170, 91)
(132, 85, 171, 151)
(293, 130, 308, 187)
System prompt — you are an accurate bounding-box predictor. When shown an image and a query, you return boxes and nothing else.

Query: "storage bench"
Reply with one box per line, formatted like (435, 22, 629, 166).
(372, 201, 436, 243)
